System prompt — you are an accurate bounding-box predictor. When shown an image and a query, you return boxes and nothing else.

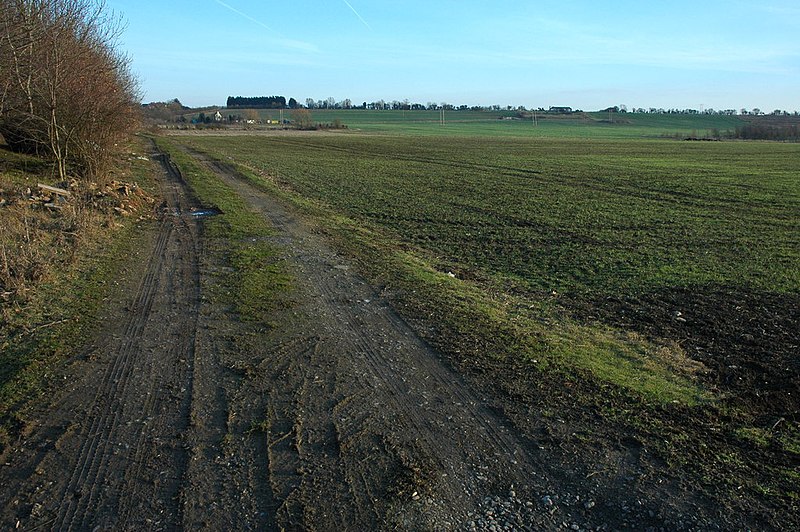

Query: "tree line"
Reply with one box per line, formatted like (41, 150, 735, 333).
(0, 0, 139, 182)
(729, 124, 799, 141)
(222, 94, 799, 117)
(270, 98, 800, 116)
(226, 96, 298, 109)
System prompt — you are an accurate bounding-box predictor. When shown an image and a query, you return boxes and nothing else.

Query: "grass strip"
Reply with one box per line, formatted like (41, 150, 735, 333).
(152, 137, 291, 323)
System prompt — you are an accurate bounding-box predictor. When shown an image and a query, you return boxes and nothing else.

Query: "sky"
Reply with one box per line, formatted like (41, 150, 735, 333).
(105, 0, 800, 111)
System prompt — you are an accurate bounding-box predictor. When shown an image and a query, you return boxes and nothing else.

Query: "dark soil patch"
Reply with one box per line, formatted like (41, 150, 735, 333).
(451, 285, 800, 530)
(587, 286, 800, 418)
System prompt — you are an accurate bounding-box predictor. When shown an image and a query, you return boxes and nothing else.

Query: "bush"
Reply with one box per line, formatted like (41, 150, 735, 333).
(0, 0, 140, 183)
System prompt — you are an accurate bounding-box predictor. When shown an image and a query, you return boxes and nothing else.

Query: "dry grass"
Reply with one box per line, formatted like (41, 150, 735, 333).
(0, 145, 155, 319)
(0, 140, 158, 455)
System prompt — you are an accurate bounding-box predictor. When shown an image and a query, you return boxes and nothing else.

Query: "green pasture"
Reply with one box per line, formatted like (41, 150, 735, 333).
(226, 109, 749, 139)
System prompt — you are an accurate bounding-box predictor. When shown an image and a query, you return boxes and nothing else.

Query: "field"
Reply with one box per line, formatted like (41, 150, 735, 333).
(4, 108, 799, 527)
(212, 108, 748, 139)
(172, 120, 800, 523)
(180, 134, 799, 389)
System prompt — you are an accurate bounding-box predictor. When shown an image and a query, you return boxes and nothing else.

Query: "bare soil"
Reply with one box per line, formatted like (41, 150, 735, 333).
(0, 144, 786, 530)
(591, 287, 800, 415)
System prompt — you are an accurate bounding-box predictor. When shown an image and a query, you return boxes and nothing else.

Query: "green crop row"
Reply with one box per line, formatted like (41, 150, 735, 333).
(185, 134, 799, 299)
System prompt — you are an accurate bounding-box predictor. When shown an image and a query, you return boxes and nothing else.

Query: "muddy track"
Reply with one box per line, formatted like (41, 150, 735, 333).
(181, 149, 578, 529)
(1, 149, 204, 529)
(2, 144, 554, 530)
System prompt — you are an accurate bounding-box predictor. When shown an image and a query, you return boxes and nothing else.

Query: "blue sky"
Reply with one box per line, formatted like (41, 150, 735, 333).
(106, 0, 800, 111)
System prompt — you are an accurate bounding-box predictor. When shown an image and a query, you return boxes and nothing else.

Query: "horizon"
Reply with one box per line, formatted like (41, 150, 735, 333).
(152, 97, 798, 116)
(108, 0, 800, 112)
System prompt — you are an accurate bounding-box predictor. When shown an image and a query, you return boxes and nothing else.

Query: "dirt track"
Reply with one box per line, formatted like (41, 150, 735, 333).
(1, 145, 718, 530)
(0, 145, 549, 530)
(1, 152, 201, 529)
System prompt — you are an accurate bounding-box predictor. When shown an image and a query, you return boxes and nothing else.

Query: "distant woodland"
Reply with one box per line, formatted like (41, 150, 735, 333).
(732, 122, 799, 141)
(226, 96, 297, 109)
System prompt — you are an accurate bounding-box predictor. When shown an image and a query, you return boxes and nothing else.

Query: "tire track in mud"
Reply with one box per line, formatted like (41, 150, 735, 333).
(186, 148, 555, 528)
(308, 252, 534, 522)
(54, 218, 176, 530)
(55, 153, 201, 530)
(1, 150, 203, 530)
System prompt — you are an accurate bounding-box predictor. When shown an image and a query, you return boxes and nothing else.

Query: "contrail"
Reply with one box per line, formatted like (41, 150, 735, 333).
(342, 0, 371, 30)
(213, 0, 274, 32)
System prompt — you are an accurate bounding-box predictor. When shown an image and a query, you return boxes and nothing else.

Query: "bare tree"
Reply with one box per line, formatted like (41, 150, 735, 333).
(1, 0, 50, 154)
(0, 0, 139, 182)
(291, 108, 312, 130)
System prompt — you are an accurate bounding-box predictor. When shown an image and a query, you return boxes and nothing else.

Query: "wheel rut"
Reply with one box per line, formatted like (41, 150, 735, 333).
(2, 148, 211, 530)
(184, 148, 555, 529)
(2, 142, 562, 530)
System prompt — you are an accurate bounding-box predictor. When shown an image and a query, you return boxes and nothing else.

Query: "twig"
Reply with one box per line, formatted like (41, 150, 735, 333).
(269, 430, 293, 449)
(23, 318, 71, 336)
(586, 469, 609, 479)
(37, 183, 70, 197)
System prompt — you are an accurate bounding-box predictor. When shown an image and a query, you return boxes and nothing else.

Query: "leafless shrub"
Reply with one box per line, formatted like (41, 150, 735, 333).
(0, 0, 140, 183)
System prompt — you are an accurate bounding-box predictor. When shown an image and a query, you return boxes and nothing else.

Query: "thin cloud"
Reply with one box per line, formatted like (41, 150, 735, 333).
(213, 0, 274, 32)
(342, 0, 372, 30)
(212, 1, 318, 52)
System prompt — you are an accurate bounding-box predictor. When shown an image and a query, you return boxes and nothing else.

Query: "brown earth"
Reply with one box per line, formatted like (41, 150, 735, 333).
(0, 143, 783, 530)
(591, 287, 800, 416)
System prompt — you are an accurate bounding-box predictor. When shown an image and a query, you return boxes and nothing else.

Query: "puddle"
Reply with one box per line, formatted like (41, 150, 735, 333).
(189, 207, 223, 218)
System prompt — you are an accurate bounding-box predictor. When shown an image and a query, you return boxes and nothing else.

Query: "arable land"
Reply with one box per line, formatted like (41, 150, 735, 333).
(1, 113, 798, 530)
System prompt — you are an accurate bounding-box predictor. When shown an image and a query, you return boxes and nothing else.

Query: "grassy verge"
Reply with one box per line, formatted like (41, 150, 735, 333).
(152, 137, 291, 323)
(0, 142, 158, 454)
